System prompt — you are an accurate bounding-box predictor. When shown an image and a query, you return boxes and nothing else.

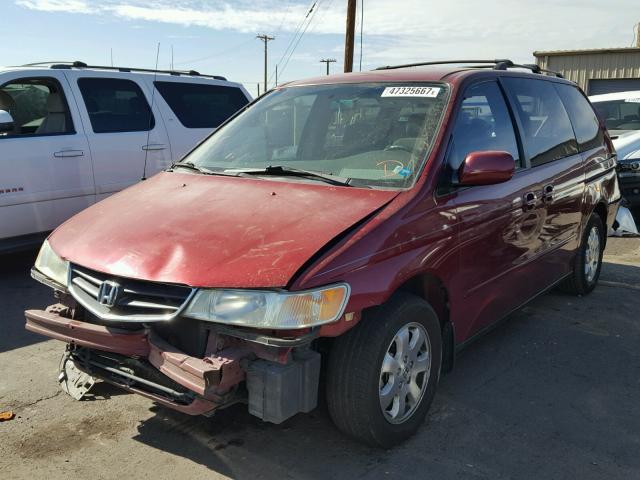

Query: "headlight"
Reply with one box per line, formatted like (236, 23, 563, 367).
(33, 240, 69, 288)
(184, 284, 350, 329)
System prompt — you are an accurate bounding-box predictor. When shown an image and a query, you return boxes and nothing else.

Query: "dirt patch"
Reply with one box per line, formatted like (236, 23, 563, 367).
(10, 411, 131, 460)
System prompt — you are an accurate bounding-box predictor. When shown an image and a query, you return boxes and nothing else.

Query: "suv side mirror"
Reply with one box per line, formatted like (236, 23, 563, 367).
(0, 110, 15, 134)
(459, 151, 515, 186)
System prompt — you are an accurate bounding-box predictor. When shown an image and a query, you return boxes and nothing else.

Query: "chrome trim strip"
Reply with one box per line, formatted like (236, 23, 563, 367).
(67, 265, 196, 323)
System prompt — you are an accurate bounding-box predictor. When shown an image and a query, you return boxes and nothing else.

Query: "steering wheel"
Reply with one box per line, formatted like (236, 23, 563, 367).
(384, 144, 412, 153)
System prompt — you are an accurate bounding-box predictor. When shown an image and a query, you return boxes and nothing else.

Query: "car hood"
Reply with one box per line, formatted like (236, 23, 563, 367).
(49, 172, 398, 288)
(612, 130, 640, 160)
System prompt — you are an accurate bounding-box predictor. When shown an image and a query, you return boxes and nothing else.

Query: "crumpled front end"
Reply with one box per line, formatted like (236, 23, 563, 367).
(25, 289, 322, 422)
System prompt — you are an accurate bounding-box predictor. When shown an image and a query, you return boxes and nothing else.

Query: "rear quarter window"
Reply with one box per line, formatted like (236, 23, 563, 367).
(555, 84, 603, 152)
(502, 77, 578, 167)
(154, 82, 249, 129)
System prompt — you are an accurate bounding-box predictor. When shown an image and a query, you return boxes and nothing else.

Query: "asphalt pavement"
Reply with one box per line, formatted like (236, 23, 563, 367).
(1, 238, 639, 480)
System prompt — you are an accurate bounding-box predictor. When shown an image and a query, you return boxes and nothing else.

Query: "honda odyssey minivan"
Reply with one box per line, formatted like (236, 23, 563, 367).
(26, 60, 620, 447)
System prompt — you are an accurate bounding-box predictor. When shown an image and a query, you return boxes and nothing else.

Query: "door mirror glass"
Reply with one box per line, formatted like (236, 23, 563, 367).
(459, 151, 515, 186)
(0, 109, 14, 134)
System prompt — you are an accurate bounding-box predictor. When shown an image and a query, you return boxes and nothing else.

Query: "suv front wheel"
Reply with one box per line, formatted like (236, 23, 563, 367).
(326, 292, 442, 447)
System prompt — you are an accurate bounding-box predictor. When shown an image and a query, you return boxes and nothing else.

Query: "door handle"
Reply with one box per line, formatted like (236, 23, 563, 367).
(54, 150, 84, 158)
(542, 184, 554, 203)
(142, 144, 166, 151)
(523, 191, 538, 210)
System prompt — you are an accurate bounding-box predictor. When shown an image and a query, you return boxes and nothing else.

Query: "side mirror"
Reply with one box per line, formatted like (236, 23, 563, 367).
(0, 110, 15, 134)
(458, 151, 515, 186)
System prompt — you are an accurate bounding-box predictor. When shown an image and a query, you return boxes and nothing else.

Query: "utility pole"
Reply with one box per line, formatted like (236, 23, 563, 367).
(320, 58, 337, 75)
(343, 0, 357, 72)
(257, 34, 275, 92)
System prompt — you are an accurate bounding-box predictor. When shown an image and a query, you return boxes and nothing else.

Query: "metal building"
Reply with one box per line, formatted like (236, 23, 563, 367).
(534, 47, 640, 95)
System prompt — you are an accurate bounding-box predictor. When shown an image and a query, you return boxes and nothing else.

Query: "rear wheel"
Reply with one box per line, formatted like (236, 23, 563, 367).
(559, 213, 604, 295)
(326, 292, 442, 447)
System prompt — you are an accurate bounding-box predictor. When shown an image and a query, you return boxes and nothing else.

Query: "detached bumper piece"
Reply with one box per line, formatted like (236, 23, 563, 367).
(25, 307, 321, 422)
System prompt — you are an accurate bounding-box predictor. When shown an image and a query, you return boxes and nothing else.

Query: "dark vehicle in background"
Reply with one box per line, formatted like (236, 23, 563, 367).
(26, 60, 619, 447)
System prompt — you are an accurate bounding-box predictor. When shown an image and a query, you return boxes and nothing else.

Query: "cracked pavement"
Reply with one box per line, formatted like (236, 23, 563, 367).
(1, 237, 639, 479)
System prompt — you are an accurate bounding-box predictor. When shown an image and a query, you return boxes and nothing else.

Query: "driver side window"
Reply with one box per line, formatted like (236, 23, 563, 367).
(447, 81, 520, 182)
(0, 77, 74, 137)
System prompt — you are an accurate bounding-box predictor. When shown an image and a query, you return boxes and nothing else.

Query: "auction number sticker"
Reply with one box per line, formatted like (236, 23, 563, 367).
(382, 86, 441, 98)
(624, 98, 640, 103)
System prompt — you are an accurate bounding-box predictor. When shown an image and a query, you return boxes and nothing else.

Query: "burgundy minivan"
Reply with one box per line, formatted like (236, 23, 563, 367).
(26, 60, 620, 447)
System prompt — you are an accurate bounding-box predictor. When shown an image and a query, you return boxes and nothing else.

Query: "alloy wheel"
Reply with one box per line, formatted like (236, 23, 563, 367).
(379, 322, 431, 424)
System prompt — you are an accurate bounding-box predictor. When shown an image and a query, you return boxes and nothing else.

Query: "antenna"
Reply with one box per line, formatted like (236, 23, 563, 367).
(142, 42, 160, 181)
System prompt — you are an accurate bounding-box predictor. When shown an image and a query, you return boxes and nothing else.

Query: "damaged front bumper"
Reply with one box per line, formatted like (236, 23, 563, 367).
(25, 305, 321, 422)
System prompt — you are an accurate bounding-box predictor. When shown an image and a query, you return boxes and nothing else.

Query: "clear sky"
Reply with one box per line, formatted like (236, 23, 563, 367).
(3, 0, 639, 97)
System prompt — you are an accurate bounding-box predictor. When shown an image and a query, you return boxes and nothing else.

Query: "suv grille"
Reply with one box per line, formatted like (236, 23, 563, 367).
(68, 265, 195, 322)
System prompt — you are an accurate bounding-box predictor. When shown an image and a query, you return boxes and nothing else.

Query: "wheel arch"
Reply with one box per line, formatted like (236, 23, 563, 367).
(591, 201, 609, 246)
(395, 272, 455, 372)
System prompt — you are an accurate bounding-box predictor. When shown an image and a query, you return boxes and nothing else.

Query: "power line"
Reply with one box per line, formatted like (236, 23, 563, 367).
(269, 1, 317, 85)
(279, 0, 322, 79)
(175, 38, 255, 66)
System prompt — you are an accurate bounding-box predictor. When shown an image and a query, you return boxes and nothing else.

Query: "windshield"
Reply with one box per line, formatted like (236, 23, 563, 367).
(184, 83, 449, 188)
(592, 97, 640, 132)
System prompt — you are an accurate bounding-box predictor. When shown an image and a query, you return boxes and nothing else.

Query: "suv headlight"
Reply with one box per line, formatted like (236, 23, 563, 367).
(184, 284, 350, 329)
(33, 240, 69, 288)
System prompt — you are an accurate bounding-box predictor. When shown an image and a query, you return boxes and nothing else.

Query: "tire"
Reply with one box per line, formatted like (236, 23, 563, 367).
(326, 292, 442, 447)
(558, 213, 604, 295)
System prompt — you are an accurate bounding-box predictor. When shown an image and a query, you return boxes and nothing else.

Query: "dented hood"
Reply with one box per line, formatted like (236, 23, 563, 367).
(49, 172, 397, 288)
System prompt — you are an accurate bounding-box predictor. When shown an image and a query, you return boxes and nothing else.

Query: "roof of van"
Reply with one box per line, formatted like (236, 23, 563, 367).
(283, 65, 574, 89)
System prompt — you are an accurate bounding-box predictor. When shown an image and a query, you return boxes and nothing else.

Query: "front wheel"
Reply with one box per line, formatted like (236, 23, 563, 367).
(559, 213, 604, 295)
(326, 292, 442, 447)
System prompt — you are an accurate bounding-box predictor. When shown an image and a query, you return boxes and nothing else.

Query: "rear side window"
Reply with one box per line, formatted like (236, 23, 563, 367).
(78, 78, 154, 133)
(154, 82, 249, 129)
(502, 78, 578, 167)
(555, 84, 603, 152)
(446, 81, 521, 181)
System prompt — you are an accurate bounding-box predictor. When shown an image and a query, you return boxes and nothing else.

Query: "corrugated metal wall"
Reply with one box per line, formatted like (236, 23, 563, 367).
(536, 49, 640, 93)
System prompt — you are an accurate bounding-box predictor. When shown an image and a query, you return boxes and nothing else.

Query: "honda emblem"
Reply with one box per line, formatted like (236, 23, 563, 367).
(97, 280, 120, 308)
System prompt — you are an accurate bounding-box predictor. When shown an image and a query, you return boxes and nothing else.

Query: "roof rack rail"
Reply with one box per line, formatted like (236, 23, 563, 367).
(20, 61, 228, 81)
(374, 59, 564, 78)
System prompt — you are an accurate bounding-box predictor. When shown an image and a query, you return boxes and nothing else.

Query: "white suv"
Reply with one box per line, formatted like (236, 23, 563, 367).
(0, 61, 251, 252)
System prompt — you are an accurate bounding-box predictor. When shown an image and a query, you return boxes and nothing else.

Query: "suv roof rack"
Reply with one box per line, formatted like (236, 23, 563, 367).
(20, 61, 228, 81)
(374, 59, 564, 78)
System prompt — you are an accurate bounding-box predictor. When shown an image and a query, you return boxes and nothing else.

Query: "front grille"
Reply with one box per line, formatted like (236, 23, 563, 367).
(68, 265, 195, 322)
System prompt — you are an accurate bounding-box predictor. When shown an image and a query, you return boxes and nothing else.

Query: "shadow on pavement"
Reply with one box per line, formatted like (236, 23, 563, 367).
(0, 248, 51, 353)
(131, 260, 640, 479)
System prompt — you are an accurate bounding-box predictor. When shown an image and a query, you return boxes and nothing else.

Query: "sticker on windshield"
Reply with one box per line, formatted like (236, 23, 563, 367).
(624, 98, 640, 103)
(382, 86, 441, 98)
(393, 165, 412, 177)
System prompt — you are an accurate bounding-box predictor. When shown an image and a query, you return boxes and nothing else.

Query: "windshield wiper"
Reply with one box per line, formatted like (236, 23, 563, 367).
(171, 161, 241, 177)
(227, 165, 354, 187)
